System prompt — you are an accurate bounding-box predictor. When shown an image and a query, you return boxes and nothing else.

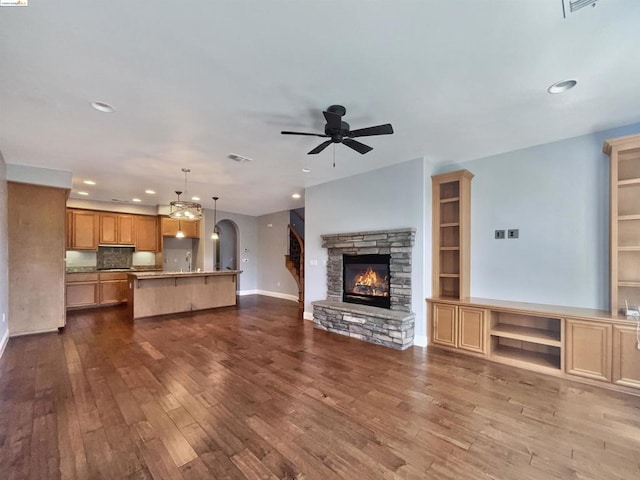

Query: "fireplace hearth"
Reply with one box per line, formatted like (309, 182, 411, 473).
(343, 254, 391, 309)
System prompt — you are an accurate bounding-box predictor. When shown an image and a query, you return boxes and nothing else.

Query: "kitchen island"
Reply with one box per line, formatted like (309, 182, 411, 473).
(126, 270, 241, 319)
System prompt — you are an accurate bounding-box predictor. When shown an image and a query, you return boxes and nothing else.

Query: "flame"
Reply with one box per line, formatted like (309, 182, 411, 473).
(352, 267, 388, 297)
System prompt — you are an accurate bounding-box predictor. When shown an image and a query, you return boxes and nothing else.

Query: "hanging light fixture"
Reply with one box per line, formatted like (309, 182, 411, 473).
(169, 168, 202, 220)
(211, 196, 220, 240)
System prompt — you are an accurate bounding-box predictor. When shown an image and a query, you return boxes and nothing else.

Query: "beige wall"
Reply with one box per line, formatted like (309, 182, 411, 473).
(0, 151, 9, 355)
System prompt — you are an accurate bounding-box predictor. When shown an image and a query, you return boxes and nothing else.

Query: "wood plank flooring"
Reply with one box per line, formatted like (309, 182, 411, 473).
(1, 295, 639, 479)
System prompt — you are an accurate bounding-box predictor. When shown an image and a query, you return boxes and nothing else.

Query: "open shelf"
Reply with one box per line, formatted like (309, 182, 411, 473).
(440, 246, 460, 251)
(618, 178, 640, 187)
(440, 197, 460, 204)
(619, 246, 640, 251)
(618, 281, 640, 287)
(491, 344, 561, 372)
(490, 323, 561, 347)
(439, 273, 460, 278)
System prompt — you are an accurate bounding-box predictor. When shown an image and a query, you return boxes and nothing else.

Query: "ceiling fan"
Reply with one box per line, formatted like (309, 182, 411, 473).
(281, 105, 394, 155)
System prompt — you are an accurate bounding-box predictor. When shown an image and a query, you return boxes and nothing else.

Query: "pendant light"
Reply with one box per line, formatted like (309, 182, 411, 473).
(169, 168, 202, 220)
(211, 196, 219, 240)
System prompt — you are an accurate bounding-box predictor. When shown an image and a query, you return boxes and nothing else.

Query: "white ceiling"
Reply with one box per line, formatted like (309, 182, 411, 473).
(1, 1, 640, 216)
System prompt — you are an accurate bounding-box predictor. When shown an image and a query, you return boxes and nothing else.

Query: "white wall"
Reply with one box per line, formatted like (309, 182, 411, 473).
(305, 157, 427, 342)
(257, 210, 299, 301)
(0, 151, 9, 356)
(434, 122, 640, 310)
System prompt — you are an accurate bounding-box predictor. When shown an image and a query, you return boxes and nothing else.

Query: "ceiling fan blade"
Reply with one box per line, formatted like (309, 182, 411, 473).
(281, 131, 329, 137)
(348, 123, 394, 138)
(308, 140, 332, 155)
(323, 110, 342, 130)
(342, 138, 373, 154)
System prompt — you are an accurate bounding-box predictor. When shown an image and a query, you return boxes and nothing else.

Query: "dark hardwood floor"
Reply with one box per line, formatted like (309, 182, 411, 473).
(1, 295, 639, 480)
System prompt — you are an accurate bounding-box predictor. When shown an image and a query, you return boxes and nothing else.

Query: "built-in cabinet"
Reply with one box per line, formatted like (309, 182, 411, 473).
(69, 209, 99, 250)
(431, 303, 486, 355)
(428, 297, 640, 394)
(99, 213, 135, 245)
(431, 169, 473, 299)
(66, 209, 160, 252)
(66, 272, 129, 308)
(161, 217, 200, 238)
(604, 133, 640, 316)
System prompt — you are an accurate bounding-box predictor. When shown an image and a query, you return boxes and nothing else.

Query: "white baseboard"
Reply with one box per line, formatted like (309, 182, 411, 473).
(0, 329, 9, 359)
(303, 311, 314, 321)
(238, 290, 299, 303)
(413, 335, 427, 347)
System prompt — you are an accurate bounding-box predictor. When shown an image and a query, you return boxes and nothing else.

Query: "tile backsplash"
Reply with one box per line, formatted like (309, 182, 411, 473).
(97, 246, 134, 269)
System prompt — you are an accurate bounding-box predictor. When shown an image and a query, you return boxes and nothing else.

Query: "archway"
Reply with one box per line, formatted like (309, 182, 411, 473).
(214, 219, 239, 271)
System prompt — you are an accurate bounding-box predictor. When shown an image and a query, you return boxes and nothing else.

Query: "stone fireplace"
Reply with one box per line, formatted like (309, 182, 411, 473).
(312, 228, 416, 350)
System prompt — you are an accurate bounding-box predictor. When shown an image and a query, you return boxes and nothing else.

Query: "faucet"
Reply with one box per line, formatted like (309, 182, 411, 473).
(185, 251, 192, 272)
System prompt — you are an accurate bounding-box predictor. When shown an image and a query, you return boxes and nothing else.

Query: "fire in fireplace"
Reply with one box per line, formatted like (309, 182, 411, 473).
(343, 254, 391, 309)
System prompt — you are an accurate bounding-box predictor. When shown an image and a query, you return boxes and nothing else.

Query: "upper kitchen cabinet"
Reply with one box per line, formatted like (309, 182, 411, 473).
(136, 215, 159, 252)
(161, 217, 200, 238)
(99, 213, 135, 245)
(69, 209, 99, 250)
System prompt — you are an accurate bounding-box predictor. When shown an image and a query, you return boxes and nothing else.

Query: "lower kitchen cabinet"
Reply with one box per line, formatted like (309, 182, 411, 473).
(66, 273, 99, 308)
(67, 272, 129, 308)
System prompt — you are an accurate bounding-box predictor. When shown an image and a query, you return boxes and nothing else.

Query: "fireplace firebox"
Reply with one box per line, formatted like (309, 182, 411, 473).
(342, 254, 391, 309)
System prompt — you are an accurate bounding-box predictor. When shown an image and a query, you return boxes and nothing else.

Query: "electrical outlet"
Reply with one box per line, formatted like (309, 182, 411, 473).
(495, 230, 506, 239)
(508, 229, 519, 239)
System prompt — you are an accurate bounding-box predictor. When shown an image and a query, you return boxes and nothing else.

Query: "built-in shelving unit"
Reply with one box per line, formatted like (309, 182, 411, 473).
(431, 169, 474, 299)
(489, 310, 562, 373)
(604, 134, 640, 315)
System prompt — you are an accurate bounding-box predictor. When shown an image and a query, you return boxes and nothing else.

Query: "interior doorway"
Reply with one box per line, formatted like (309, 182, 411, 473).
(214, 219, 239, 271)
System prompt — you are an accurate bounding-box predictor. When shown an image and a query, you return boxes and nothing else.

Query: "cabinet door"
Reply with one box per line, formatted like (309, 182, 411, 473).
(99, 214, 118, 244)
(181, 220, 199, 238)
(432, 303, 457, 348)
(119, 279, 129, 303)
(161, 217, 179, 236)
(66, 282, 98, 307)
(612, 324, 640, 389)
(118, 215, 136, 244)
(136, 216, 159, 251)
(66, 210, 73, 250)
(71, 210, 98, 250)
(100, 280, 122, 305)
(458, 307, 486, 354)
(565, 320, 612, 382)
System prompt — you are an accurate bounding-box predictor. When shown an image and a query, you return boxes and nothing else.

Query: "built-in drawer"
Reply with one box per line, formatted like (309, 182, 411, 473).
(66, 272, 99, 283)
(99, 272, 128, 281)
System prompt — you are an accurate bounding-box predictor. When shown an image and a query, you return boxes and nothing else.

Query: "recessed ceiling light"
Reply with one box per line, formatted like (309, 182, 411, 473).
(301, 168, 311, 173)
(292, 193, 301, 199)
(78, 191, 89, 196)
(145, 189, 156, 195)
(90, 101, 115, 113)
(547, 79, 577, 94)
(83, 179, 96, 185)
(132, 198, 142, 203)
(191, 196, 200, 201)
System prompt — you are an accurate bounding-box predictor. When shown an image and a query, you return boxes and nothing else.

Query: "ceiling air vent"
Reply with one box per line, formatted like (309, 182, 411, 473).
(227, 153, 254, 163)
(562, 0, 599, 18)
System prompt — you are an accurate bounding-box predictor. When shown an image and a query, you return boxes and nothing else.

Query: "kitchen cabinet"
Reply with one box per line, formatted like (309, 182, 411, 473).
(99, 213, 135, 245)
(66, 273, 99, 308)
(136, 215, 159, 252)
(69, 209, 99, 250)
(161, 217, 199, 238)
(99, 272, 128, 305)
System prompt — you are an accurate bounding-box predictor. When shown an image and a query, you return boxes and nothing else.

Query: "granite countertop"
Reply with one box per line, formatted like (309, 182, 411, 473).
(130, 270, 242, 279)
(66, 266, 163, 273)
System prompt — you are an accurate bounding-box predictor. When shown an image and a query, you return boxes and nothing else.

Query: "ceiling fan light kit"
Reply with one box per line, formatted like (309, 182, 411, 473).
(281, 104, 394, 156)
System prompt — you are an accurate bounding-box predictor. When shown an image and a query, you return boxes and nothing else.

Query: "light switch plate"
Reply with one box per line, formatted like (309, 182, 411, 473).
(495, 230, 506, 239)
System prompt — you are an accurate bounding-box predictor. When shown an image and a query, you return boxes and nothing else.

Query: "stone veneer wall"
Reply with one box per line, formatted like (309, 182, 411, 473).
(312, 228, 416, 350)
(323, 228, 416, 311)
